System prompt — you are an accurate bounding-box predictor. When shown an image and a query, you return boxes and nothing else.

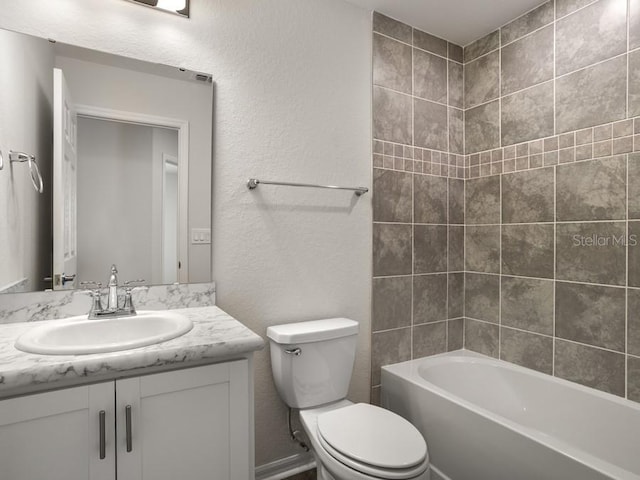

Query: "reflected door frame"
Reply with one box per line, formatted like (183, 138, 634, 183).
(75, 104, 189, 284)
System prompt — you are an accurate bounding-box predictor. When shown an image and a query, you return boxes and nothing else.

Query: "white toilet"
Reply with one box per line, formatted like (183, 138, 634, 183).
(267, 318, 430, 480)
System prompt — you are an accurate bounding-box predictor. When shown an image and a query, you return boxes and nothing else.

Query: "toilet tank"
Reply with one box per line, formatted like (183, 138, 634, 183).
(267, 318, 359, 409)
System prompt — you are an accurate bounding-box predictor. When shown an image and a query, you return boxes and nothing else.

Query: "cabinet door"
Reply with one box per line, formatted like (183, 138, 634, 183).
(116, 360, 250, 480)
(0, 382, 115, 480)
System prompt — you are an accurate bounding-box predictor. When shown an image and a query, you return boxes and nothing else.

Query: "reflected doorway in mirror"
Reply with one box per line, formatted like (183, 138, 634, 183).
(72, 105, 189, 288)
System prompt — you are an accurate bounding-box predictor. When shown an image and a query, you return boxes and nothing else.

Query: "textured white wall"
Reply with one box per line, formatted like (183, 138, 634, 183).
(0, 0, 373, 466)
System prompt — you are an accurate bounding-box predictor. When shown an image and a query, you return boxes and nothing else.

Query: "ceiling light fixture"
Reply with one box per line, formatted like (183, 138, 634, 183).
(126, 0, 189, 17)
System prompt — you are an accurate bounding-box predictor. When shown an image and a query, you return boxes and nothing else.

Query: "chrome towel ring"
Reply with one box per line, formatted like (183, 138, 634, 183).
(9, 150, 44, 193)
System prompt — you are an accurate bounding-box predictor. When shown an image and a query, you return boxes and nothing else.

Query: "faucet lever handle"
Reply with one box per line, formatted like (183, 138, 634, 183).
(122, 281, 144, 315)
(81, 282, 104, 319)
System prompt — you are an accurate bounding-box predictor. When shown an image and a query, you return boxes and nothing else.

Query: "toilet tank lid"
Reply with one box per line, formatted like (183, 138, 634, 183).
(267, 318, 358, 344)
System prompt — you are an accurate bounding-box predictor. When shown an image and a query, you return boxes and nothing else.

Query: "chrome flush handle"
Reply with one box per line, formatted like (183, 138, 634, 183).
(285, 347, 302, 356)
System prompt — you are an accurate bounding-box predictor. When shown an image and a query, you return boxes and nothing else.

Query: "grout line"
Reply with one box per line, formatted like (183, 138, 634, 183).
(372, 273, 415, 280)
(373, 221, 448, 226)
(467, 317, 552, 339)
(466, 317, 627, 355)
(373, 83, 452, 110)
(466, 94, 500, 112)
(628, 0, 631, 123)
(554, 0, 602, 22)
(553, 0, 557, 138)
(625, 0, 631, 402)
(498, 27, 503, 152)
(501, 79, 555, 106)
(464, 0, 553, 51)
(626, 150, 630, 398)
(553, 161, 557, 375)
(373, 320, 451, 335)
(463, 45, 500, 66)
(555, 51, 627, 81)
(501, 20, 553, 50)
(410, 27, 415, 359)
(464, 271, 628, 290)
(370, 25, 376, 394)
(462, 51, 466, 163)
(446, 177, 450, 350)
(447, 52, 451, 163)
(462, 178, 466, 349)
(466, 219, 628, 226)
(373, 30, 462, 65)
(498, 170, 503, 359)
(505, 0, 553, 35)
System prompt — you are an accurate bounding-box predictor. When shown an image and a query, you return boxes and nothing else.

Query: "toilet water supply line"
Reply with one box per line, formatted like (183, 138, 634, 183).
(288, 408, 310, 452)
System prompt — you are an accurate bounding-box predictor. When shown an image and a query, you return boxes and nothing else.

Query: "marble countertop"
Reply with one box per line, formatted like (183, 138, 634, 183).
(0, 306, 264, 399)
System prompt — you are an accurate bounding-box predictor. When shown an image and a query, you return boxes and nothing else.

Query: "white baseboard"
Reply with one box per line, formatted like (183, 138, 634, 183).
(430, 465, 453, 480)
(255, 452, 316, 480)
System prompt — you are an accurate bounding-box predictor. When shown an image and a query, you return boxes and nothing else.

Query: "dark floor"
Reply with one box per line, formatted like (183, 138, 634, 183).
(284, 468, 317, 480)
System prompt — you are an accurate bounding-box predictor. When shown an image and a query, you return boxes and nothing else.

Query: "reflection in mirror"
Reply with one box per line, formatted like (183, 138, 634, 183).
(0, 27, 213, 294)
(77, 118, 180, 285)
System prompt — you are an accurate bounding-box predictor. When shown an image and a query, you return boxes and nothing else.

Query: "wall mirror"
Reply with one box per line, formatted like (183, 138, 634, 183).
(0, 27, 214, 294)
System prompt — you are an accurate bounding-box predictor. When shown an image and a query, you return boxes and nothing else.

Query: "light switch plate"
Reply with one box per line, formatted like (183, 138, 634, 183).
(191, 228, 211, 244)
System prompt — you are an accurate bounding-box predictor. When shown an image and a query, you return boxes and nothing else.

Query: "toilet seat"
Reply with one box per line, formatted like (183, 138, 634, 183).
(317, 430, 430, 479)
(316, 403, 429, 479)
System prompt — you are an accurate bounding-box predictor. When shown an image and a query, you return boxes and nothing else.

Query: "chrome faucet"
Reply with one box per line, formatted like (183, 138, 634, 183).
(81, 265, 145, 319)
(107, 265, 119, 312)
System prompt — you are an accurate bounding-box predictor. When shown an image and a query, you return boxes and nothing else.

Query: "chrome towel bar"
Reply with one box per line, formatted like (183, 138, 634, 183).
(247, 178, 368, 196)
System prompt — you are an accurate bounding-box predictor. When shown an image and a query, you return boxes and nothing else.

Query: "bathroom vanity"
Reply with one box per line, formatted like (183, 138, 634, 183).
(0, 306, 263, 480)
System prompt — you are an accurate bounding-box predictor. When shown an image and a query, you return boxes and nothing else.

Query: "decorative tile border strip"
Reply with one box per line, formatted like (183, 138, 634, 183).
(466, 117, 640, 179)
(373, 118, 640, 180)
(372, 140, 466, 179)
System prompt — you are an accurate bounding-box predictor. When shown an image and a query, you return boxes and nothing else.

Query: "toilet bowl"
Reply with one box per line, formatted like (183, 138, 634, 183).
(300, 400, 430, 480)
(267, 318, 430, 480)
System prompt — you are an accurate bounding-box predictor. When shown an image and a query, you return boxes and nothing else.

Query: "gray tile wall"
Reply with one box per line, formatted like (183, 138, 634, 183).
(371, 12, 465, 402)
(460, 0, 640, 402)
(463, 155, 640, 400)
(464, 0, 637, 158)
(371, 1, 640, 404)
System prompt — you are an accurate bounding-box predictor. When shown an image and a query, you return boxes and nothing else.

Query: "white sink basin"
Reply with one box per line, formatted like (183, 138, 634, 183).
(15, 311, 194, 355)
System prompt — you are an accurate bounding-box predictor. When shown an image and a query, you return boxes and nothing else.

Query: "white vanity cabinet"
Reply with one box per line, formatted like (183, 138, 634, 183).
(0, 359, 252, 480)
(0, 381, 114, 480)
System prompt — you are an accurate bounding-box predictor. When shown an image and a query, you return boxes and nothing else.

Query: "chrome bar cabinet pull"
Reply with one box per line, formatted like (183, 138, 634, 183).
(125, 405, 133, 452)
(99, 410, 106, 460)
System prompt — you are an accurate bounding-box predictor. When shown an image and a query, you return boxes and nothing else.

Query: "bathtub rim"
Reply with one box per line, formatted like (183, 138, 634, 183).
(381, 349, 640, 480)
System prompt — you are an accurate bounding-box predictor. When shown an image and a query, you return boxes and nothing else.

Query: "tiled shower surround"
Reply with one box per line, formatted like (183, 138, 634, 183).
(372, 0, 640, 403)
(371, 13, 466, 403)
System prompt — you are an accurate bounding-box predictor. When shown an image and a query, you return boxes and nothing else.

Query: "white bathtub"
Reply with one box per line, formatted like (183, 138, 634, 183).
(381, 350, 640, 480)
